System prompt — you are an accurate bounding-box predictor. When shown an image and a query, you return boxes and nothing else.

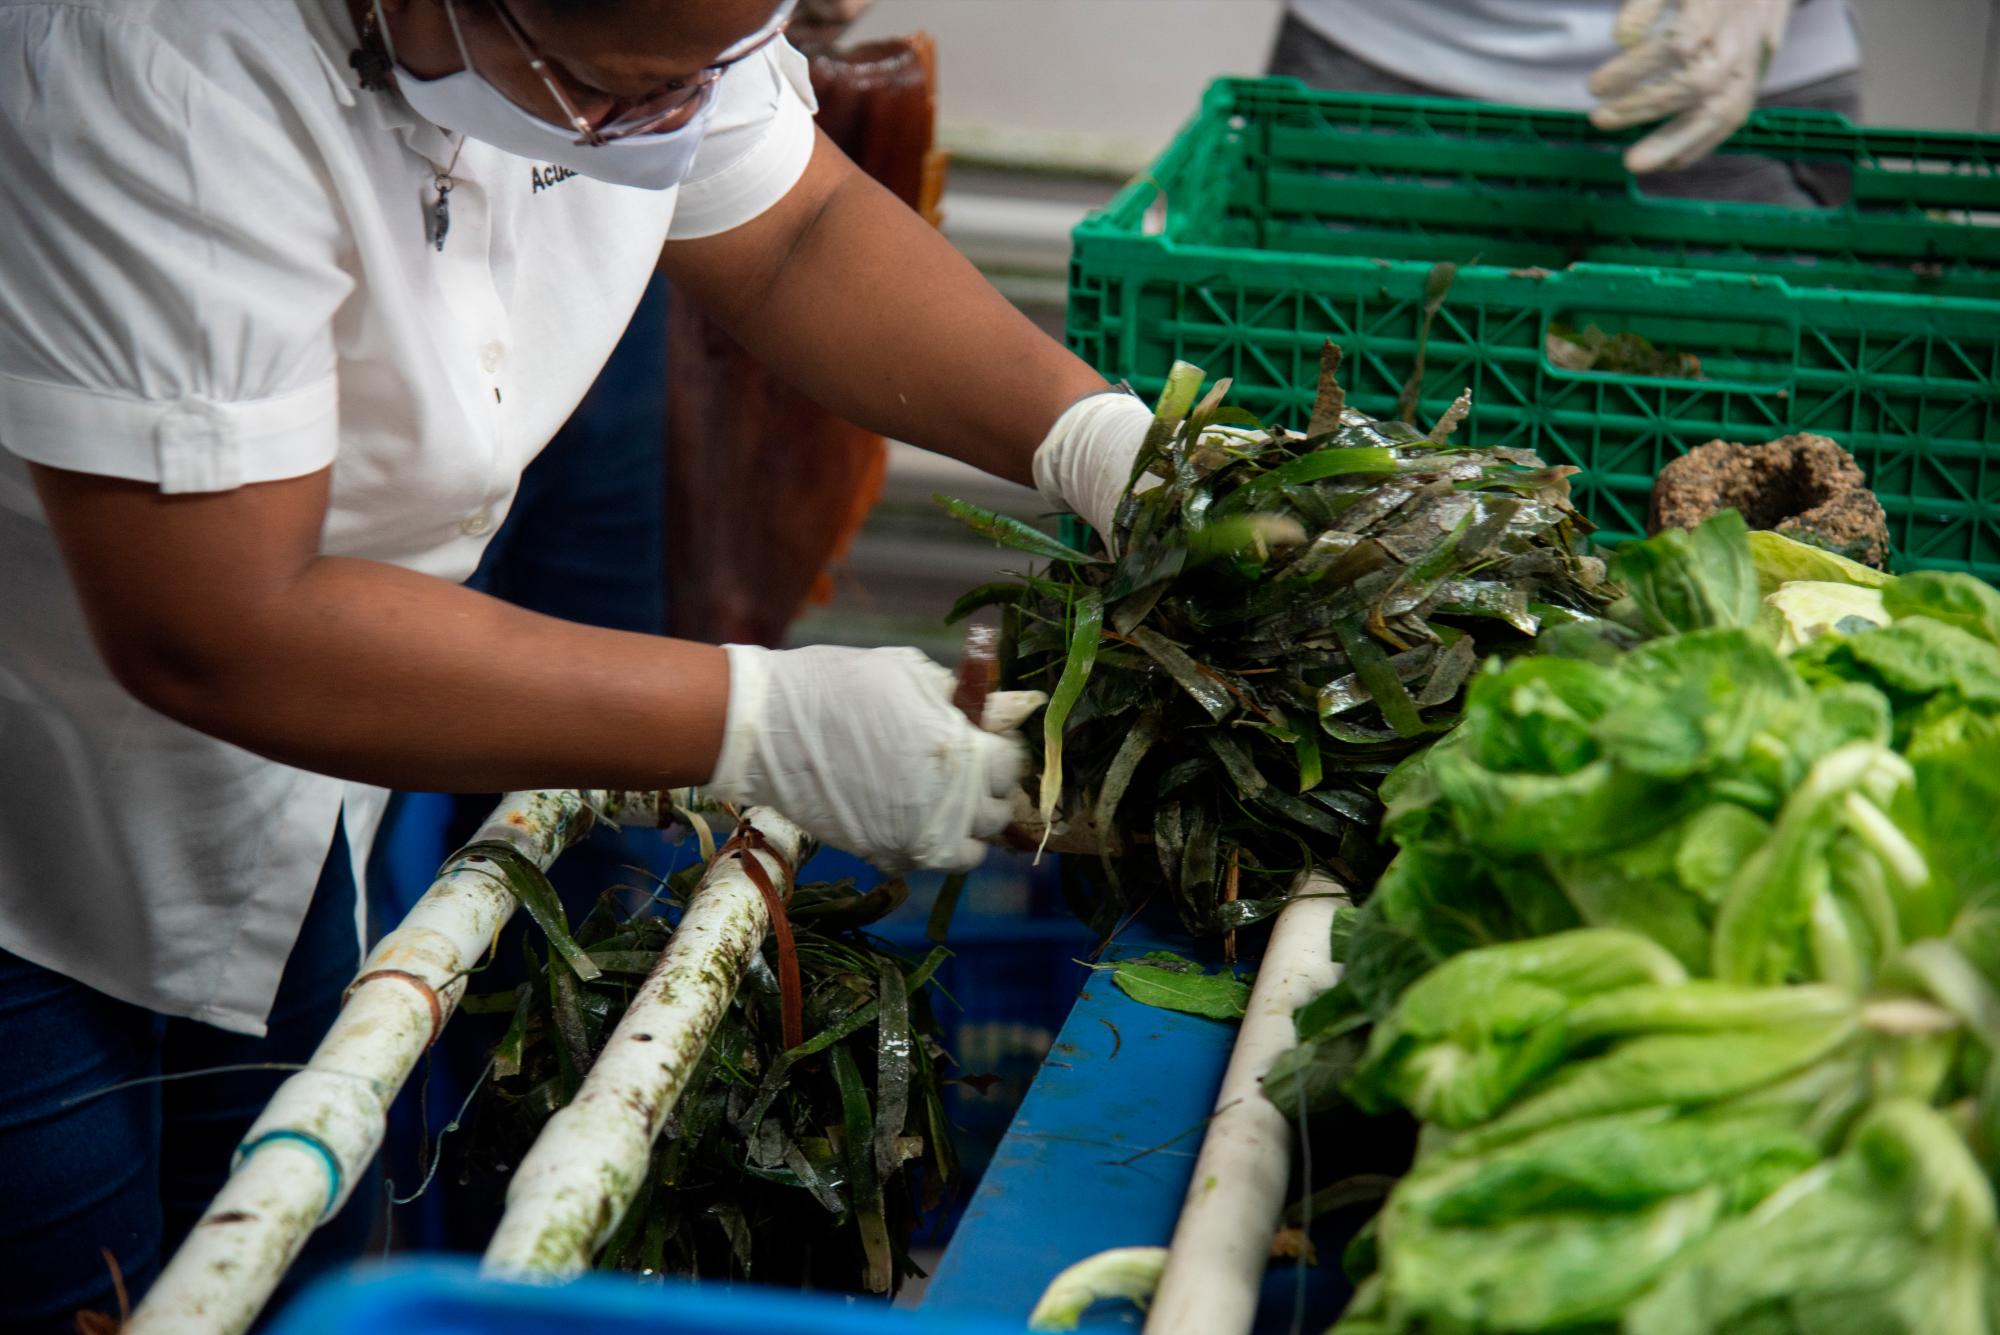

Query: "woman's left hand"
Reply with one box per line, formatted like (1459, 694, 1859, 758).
(1030, 391, 1155, 541)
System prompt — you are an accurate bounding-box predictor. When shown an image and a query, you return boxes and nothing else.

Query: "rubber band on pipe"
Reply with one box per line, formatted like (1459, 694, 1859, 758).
(344, 967, 446, 1047)
(234, 1129, 343, 1220)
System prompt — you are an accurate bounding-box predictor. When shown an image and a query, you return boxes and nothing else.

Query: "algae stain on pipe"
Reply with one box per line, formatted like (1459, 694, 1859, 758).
(482, 807, 813, 1279)
(128, 790, 661, 1335)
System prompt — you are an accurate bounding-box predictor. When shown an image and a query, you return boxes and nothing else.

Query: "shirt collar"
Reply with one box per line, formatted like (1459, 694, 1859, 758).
(297, 0, 459, 167)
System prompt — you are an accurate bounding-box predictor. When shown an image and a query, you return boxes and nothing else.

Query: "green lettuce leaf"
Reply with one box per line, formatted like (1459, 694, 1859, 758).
(1613, 510, 1761, 639)
(1883, 571, 2000, 647)
(1626, 1100, 1996, 1335)
(1111, 957, 1250, 1021)
(1748, 529, 1895, 597)
(1764, 581, 1891, 652)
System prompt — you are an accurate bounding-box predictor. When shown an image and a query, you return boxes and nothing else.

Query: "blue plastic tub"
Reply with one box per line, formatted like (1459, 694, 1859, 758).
(922, 922, 1353, 1333)
(368, 797, 1091, 1251)
(268, 1260, 1023, 1335)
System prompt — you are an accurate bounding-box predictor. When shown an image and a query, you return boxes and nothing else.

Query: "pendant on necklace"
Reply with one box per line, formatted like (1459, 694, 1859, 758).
(428, 174, 453, 253)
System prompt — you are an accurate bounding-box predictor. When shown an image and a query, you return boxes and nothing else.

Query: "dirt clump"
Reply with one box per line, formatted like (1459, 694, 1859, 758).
(1649, 433, 1889, 568)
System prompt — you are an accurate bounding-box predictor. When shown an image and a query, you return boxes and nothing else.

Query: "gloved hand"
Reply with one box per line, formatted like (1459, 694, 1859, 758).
(707, 643, 1046, 874)
(1031, 391, 1156, 541)
(1589, 0, 1796, 174)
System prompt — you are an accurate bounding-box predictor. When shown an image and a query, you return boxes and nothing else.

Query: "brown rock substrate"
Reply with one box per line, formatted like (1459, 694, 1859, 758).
(1648, 433, 1890, 569)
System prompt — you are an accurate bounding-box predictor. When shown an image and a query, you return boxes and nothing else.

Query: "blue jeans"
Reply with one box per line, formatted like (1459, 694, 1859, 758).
(0, 824, 378, 1333)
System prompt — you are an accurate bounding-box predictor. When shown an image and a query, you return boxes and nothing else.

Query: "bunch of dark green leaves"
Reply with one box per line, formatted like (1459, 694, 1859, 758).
(945, 346, 1615, 936)
(1282, 514, 2000, 1333)
(463, 859, 955, 1294)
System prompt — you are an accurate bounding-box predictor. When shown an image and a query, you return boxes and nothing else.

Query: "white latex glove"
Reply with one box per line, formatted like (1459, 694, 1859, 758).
(707, 643, 1046, 874)
(1031, 391, 1157, 540)
(1588, 0, 1795, 174)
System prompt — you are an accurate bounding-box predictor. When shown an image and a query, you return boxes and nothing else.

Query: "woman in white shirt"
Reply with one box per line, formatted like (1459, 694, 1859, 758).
(0, 0, 1158, 1323)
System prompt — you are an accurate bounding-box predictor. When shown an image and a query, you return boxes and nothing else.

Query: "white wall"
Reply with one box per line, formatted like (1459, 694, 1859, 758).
(1849, 0, 2000, 131)
(848, 0, 2000, 174)
(848, 0, 1282, 171)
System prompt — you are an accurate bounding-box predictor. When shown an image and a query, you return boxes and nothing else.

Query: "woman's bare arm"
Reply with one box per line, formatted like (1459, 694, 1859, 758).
(31, 461, 729, 792)
(661, 128, 1108, 489)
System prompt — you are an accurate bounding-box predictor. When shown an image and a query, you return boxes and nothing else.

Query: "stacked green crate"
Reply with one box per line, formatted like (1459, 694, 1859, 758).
(1068, 79, 2000, 576)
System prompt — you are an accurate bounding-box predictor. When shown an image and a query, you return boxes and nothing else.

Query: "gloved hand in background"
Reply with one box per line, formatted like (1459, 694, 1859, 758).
(708, 643, 1045, 873)
(1589, 0, 1797, 174)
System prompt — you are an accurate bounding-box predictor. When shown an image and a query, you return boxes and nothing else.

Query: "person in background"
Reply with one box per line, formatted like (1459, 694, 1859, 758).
(1270, 0, 1862, 206)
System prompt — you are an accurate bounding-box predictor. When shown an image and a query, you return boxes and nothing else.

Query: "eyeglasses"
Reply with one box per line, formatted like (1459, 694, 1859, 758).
(484, 0, 798, 145)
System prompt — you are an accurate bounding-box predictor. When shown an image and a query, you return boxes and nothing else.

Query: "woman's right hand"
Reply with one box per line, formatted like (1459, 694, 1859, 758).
(707, 643, 1044, 873)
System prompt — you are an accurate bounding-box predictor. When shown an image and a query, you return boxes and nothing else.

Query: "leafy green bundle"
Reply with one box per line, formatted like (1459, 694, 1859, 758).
(1294, 515, 2000, 1333)
(947, 349, 1614, 935)
(465, 860, 954, 1293)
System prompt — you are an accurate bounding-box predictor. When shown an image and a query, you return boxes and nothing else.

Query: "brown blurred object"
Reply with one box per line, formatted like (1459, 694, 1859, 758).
(789, 0, 881, 54)
(663, 32, 946, 646)
(1649, 433, 1891, 569)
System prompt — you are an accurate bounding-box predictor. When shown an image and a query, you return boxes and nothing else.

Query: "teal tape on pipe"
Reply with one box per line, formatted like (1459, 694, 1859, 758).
(235, 1129, 343, 1220)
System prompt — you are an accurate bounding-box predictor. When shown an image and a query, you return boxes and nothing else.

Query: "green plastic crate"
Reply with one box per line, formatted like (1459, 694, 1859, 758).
(1067, 79, 2000, 576)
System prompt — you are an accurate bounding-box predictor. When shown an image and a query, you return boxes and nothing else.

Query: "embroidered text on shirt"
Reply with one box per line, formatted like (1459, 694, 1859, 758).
(530, 164, 579, 193)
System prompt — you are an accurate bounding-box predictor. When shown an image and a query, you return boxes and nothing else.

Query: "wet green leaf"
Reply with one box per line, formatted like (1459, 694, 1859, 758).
(925, 872, 967, 944)
(1264, 1031, 1365, 1118)
(945, 580, 1035, 625)
(831, 1044, 894, 1292)
(1128, 627, 1234, 721)
(456, 840, 601, 982)
(492, 984, 533, 1080)
(873, 957, 913, 1180)
(1112, 960, 1251, 1020)
(1040, 589, 1105, 820)
(936, 494, 1106, 566)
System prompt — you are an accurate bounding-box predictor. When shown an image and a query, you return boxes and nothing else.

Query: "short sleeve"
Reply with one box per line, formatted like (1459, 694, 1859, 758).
(0, 6, 352, 493)
(666, 36, 820, 242)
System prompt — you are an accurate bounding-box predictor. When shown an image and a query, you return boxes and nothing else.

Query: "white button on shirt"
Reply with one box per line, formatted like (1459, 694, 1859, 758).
(0, 0, 819, 1034)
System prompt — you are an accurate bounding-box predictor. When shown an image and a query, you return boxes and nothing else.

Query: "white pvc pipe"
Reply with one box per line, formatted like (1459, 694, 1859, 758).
(129, 789, 658, 1335)
(482, 806, 810, 1278)
(1143, 874, 1348, 1335)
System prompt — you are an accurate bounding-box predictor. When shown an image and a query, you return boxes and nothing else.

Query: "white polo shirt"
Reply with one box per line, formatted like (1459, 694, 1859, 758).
(0, 0, 817, 1034)
(1286, 0, 1860, 110)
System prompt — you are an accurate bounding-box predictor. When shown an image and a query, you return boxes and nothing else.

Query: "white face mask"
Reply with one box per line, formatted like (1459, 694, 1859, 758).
(373, 0, 720, 192)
